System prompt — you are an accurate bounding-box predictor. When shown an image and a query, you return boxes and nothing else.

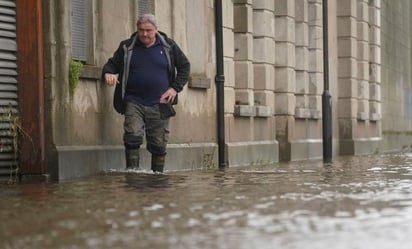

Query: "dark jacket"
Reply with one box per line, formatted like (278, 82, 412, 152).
(102, 31, 190, 114)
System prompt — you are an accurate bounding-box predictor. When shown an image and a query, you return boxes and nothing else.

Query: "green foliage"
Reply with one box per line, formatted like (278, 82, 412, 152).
(250, 159, 275, 167)
(202, 153, 216, 169)
(69, 60, 84, 96)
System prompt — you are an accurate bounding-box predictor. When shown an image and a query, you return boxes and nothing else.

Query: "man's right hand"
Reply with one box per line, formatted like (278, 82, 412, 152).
(105, 73, 119, 86)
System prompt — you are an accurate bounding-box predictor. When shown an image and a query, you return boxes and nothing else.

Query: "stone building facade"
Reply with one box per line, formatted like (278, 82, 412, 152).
(218, 0, 384, 163)
(2, 0, 412, 180)
(381, 1, 412, 151)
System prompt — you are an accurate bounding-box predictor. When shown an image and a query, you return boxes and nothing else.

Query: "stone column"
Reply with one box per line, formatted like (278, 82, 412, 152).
(356, 0, 370, 121)
(222, 0, 235, 117)
(233, 0, 255, 113)
(295, 0, 309, 118)
(275, 0, 296, 116)
(228, 0, 279, 166)
(289, 0, 322, 160)
(275, 0, 296, 160)
(307, 0, 322, 118)
(253, 0, 275, 117)
(368, 0, 381, 123)
(337, 0, 358, 154)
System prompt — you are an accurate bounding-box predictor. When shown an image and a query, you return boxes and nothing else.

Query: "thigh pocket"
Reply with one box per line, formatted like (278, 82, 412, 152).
(159, 103, 176, 119)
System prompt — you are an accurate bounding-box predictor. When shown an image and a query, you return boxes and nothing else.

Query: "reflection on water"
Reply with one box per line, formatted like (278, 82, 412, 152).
(2, 153, 412, 248)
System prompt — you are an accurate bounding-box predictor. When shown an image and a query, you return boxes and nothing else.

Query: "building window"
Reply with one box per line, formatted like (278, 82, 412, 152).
(138, 0, 154, 16)
(71, 0, 94, 64)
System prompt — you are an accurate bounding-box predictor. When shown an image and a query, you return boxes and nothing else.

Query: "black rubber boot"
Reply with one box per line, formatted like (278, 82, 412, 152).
(151, 155, 165, 173)
(125, 149, 140, 170)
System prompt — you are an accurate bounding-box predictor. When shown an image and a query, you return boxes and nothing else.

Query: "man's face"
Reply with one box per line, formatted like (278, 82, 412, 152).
(137, 22, 157, 47)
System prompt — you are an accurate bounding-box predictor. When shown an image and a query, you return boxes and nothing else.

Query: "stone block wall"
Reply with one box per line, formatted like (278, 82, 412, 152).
(337, 0, 382, 155)
(225, 0, 331, 161)
(44, 0, 412, 180)
(381, 0, 412, 151)
(227, 0, 278, 166)
(228, 0, 384, 159)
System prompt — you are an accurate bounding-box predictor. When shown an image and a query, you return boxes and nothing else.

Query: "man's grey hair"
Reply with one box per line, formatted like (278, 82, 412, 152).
(137, 14, 157, 27)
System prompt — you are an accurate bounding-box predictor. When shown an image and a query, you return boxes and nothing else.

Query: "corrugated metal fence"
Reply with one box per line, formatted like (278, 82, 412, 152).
(0, 0, 18, 177)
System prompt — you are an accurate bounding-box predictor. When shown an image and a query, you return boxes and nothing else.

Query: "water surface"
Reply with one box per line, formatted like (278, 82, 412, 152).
(2, 153, 412, 249)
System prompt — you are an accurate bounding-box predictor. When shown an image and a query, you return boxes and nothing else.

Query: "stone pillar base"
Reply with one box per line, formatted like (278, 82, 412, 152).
(339, 138, 383, 155)
(226, 141, 279, 167)
(290, 139, 323, 161)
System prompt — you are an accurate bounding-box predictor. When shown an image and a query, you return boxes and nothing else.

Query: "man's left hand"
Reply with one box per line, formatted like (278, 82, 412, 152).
(160, 87, 177, 103)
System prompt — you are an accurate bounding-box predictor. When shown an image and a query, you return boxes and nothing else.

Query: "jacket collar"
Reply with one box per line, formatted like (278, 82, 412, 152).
(127, 31, 171, 50)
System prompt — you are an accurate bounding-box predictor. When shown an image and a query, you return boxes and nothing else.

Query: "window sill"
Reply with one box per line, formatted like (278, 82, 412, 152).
(80, 65, 102, 80)
(188, 75, 211, 89)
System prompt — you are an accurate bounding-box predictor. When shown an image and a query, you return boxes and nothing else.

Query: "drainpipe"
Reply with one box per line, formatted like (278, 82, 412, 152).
(215, 0, 227, 169)
(322, 0, 332, 162)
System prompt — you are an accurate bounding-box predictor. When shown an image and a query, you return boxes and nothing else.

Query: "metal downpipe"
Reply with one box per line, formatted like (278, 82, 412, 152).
(322, 0, 332, 162)
(215, 0, 227, 169)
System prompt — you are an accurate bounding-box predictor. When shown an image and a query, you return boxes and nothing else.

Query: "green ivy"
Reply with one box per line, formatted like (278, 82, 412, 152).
(69, 60, 84, 96)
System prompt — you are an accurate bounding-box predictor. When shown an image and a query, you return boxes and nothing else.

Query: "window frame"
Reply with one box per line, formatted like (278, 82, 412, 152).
(71, 0, 95, 65)
(137, 0, 155, 16)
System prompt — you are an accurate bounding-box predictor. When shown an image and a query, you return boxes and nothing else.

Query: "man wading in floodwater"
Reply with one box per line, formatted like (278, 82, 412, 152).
(102, 14, 190, 173)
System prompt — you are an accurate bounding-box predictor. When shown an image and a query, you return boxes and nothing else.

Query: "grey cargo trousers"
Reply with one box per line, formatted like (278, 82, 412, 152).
(123, 101, 170, 156)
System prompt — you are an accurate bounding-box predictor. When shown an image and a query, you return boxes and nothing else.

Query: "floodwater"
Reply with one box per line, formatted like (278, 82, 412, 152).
(2, 153, 412, 249)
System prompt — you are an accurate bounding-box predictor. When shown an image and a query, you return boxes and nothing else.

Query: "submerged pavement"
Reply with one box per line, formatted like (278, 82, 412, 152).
(1, 153, 412, 249)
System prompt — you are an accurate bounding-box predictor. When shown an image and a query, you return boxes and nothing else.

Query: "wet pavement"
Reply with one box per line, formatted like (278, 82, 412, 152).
(1, 152, 412, 249)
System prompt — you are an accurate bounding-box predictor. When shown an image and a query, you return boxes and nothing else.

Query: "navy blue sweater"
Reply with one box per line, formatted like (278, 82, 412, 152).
(125, 39, 169, 105)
